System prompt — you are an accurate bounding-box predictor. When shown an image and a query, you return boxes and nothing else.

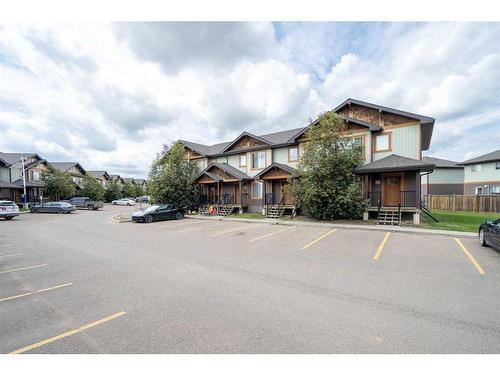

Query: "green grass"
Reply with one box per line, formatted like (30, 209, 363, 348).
(420, 210, 499, 232)
(226, 213, 267, 219)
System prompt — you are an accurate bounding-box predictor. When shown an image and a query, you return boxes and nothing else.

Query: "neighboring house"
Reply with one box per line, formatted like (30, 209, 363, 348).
(134, 178, 147, 193)
(87, 170, 111, 187)
(121, 177, 136, 185)
(179, 98, 436, 223)
(462, 149, 500, 195)
(0, 152, 51, 204)
(421, 156, 464, 195)
(109, 174, 125, 185)
(51, 162, 87, 190)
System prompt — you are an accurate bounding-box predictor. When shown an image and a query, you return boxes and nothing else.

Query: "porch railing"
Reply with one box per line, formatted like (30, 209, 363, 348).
(367, 190, 417, 208)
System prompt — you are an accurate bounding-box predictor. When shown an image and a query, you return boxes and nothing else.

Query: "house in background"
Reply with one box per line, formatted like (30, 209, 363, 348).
(421, 156, 464, 195)
(134, 178, 147, 193)
(462, 149, 500, 195)
(0, 152, 51, 203)
(51, 162, 87, 190)
(121, 177, 136, 185)
(180, 98, 436, 224)
(109, 174, 124, 186)
(87, 170, 111, 187)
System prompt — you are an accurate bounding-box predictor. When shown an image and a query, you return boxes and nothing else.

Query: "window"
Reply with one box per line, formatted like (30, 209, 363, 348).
(471, 164, 482, 172)
(32, 171, 40, 181)
(475, 187, 483, 195)
(375, 133, 391, 152)
(252, 181, 263, 198)
(490, 186, 500, 194)
(353, 136, 365, 159)
(251, 151, 266, 169)
(288, 147, 298, 162)
(496, 162, 500, 169)
(239, 154, 247, 167)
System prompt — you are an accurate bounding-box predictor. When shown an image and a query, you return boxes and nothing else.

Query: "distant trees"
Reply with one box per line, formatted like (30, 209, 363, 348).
(289, 111, 365, 220)
(133, 184, 144, 197)
(41, 166, 75, 200)
(121, 182, 136, 198)
(148, 142, 199, 207)
(105, 181, 122, 202)
(80, 175, 105, 201)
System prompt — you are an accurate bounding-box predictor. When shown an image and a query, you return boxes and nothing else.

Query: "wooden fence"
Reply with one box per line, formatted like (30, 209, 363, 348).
(424, 195, 500, 213)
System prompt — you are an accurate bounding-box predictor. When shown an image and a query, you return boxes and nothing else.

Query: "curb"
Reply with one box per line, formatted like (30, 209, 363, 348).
(185, 215, 477, 238)
(110, 215, 132, 223)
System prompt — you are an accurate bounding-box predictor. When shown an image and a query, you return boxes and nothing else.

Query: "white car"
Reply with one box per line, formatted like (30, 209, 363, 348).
(0, 200, 20, 220)
(112, 198, 136, 206)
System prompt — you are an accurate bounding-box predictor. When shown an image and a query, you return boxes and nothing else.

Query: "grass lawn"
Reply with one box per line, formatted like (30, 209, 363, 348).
(113, 213, 132, 222)
(420, 210, 499, 232)
(226, 212, 267, 219)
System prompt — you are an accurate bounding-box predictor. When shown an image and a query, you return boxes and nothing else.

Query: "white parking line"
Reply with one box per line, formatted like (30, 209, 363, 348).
(0, 244, 13, 247)
(0, 253, 26, 258)
(0, 264, 47, 274)
(249, 226, 296, 242)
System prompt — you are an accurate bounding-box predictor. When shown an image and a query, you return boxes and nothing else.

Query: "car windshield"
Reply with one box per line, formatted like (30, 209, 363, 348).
(144, 205, 160, 213)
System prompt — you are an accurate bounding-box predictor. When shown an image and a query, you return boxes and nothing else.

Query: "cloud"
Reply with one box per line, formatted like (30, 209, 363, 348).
(1, 22, 500, 177)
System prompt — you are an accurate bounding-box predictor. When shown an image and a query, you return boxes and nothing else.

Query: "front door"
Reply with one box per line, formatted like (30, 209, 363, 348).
(383, 176, 400, 206)
(272, 181, 281, 204)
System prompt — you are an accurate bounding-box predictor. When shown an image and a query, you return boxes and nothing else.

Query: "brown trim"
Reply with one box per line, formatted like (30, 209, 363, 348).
(239, 154, 247, 167)
(288, 147, 299, 162)
(250, 150, 267, 171)
(374, 132, 392, 153)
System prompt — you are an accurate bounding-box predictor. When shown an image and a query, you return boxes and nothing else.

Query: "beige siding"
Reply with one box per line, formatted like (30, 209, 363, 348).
(426, 168, 464, 184)
(374, 124, 420, 161)
(272, 147, 299, 168)
(464, 162, 500, 183)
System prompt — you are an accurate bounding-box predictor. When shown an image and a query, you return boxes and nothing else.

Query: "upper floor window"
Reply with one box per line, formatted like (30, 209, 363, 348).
(375, 133, 391, 152)
(471, 164, 482, 172)
(32, 171, 40, 181)
(352, 136, 365, 159)
(239, 154, 247, 167)
(496, 162, 500, 170)
(251, 151, 265, 169)
(288, 147, 298, 162)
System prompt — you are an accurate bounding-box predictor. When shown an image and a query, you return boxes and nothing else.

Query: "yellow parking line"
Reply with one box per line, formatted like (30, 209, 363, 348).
(301, 229, 337, 250)
(249, 226, 295, 242)
(209, 225, 254, 238)
(454, 238, 485, 275)
(0, 283, 73, 303)
(373, 232, 391, 260)
(0, 252, 26, 258)
(9, 311, 126, 354)
(0, 264, 47, 274)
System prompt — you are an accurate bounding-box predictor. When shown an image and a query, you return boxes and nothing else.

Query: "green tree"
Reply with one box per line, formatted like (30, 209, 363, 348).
(148, 142, 199, 207)
(133, 184, 144, 197)
(41, 166, 75, 200)
(105, 181, 122, 202)
(289, 111, 365, 220)
(80, 175, 105, 201)
(121, 182, 136, 198)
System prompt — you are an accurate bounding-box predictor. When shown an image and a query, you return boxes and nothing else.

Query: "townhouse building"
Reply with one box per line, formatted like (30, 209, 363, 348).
(421, 156, 464, 195)
(179, 98, 436, 223)
(51, 162, 87, 190)
(462, 149, 500, 195)
(87, 170, 111, 187)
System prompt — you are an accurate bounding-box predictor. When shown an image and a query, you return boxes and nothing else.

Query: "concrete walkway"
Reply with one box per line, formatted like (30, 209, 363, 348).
(185, 214, 477, 238)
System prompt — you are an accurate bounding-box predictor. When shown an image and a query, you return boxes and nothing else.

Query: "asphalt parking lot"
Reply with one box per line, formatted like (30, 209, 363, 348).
(1, 205, 500, 353)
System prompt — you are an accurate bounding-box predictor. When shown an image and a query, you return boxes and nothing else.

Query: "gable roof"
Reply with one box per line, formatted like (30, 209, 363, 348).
(194, 162, 252, 182)
(122, 177, 136, 184)
(354, 154, 435, 173)
(462, 149, 500, 165)
(134, 178, 146, 185)
(253, 162, 297, 179)
(0, 152, 42, 166)
(422, 156, 462, 169)
(87, 170, 111, 179)
(51, 162, 86, 174)
(218, 131, 272, 154)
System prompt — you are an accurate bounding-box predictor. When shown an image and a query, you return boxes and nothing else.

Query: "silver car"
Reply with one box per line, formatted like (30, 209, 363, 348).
(0, 200, 20, 220)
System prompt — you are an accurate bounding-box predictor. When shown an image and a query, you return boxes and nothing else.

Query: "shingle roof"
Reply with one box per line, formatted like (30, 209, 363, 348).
(422, 156, 462, 168)
(122, 177, 136, 184)
(51, 162, 86, 174)
(194, 162, 252, 182)
(0, 152, 40, 166)
(354, 154, 435, 173)
(134, 178, 146, 184)
(87, 171, 110, 179)
(462, 149, 500, 165)
(254, 162, 297, 179)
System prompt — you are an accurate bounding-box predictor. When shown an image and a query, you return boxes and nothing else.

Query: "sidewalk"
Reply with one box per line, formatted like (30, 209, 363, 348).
(185, 214, 477, 238)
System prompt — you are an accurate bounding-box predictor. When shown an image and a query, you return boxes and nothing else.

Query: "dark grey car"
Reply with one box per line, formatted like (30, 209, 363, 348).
(30, 202, 77, 214)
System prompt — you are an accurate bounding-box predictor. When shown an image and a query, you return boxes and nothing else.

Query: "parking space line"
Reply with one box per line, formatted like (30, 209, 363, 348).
(0, 264, 47, 275)
(301, 229, 337, 250)
(249, 226, 296, 242)
(0, 253, 26, 258)
(209, 225, 256, 238)
(163, 221, 202, 229)
(9, 311, 126, 354)
(454, 238, 485, 275)
(373, 232, 391, 260)
(0, 244, 13, 247)
(178, 223, 220, 233)
(0, 283, 73, 303)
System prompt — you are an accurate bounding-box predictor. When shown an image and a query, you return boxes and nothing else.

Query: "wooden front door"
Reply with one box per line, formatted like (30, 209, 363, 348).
(383, 176, 400, 206)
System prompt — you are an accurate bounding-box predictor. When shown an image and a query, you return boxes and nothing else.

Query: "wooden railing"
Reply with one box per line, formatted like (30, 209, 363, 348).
(367, 191, 417, 208)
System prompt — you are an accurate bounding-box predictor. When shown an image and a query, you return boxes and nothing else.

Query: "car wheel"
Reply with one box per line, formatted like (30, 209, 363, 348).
(57, 208, 64, 214)
(145, 215, 153, 224)
(479, 229, 488, 247)
(175, 212, 184, 220)
(4, 216, 13, 220)
(113, 202, 117, 205)
(32, 208, 39, 213)
(88, 204, 94, 210)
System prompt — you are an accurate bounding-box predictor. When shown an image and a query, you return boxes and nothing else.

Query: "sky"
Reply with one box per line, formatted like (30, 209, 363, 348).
(0, 22, 499, 178)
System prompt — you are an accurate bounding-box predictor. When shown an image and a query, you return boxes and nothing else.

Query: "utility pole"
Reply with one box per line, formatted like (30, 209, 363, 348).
(21, 157, 28, 209)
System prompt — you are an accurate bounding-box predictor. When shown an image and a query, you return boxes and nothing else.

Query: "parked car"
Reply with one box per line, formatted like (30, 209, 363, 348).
(132, 204, 184, 223)
(112, 198, 136, 206)
(135, 196, 150, 203)
(0, 200, 20, 220)
(479, 218, 500, 251)
(67, 197, 104, 210)
(30, 202, 77, 214)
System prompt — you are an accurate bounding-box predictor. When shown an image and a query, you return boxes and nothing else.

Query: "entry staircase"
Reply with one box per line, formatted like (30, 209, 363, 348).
(377, 207, 401, 225)
(217, 206, 235, 216)
(267, 204, 285, 219)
